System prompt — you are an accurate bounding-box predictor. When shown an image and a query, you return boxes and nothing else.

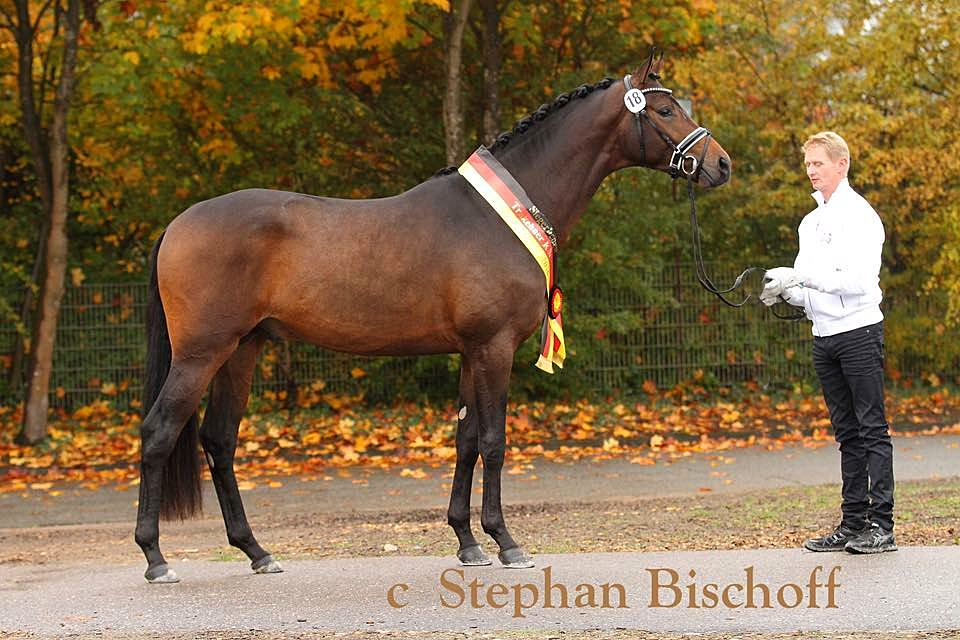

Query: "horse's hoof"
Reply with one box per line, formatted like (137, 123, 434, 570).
(457, 544, 493, 566)
(145, 564, 180, 584)
(498, 547, 535, 569)
(252, 554, 283, 574)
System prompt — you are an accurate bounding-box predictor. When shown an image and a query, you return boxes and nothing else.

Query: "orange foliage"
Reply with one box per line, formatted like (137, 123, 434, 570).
(1, 388, 958, 495)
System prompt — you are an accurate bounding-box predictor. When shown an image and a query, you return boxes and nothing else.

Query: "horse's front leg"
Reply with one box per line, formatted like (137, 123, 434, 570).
(447, 360, 492, 565)
(471, 339, 534, 569)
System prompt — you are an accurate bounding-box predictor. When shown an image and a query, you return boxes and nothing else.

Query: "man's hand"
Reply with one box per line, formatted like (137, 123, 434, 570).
(760, 267, 803, 306)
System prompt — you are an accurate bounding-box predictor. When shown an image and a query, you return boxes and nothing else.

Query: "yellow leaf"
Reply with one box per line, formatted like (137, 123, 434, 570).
(353, 435, 369, 453)
(70, 267, 86, 286)
(350, 367, 367, 379)
(327, 32, 357, 48)
(261, 65, 282, 80)
(431, 445, 456, 459)
(122, 51, 141, 66)
(237, 481, 256, 491)
(223, 21, 249, 42)
(721, 410, 741, 424)
(73, 405, 94, 420)
(298, 60, 322, 80)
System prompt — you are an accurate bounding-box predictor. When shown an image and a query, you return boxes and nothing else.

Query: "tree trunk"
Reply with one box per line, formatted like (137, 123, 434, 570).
(6, 218, 47, 394)
(479, 0, 504, 145)
(442, 0, 473, 166)
(15, 0, 82, 445)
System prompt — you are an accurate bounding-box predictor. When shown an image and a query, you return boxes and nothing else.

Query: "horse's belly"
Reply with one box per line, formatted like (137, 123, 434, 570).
(262, 293, 462, 356)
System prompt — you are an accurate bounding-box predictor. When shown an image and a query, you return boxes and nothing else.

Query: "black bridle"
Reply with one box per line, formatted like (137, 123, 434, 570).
(622, 75, 804, 318)
(622, 75, 712, 182)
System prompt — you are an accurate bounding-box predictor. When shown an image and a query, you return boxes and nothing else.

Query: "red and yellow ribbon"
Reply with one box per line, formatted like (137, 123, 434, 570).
(458, 147, 566, 373)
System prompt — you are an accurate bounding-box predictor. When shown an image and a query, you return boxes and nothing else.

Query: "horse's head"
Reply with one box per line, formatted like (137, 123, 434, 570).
(620, 53, 731, 188)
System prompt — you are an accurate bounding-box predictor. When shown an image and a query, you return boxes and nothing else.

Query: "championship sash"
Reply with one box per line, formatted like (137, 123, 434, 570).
(458, 147, 566, 373)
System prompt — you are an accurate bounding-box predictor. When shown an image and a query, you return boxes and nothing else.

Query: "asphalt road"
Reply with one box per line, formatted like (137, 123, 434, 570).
(2, 548, 959, 634)
(1, 433, 958, 636)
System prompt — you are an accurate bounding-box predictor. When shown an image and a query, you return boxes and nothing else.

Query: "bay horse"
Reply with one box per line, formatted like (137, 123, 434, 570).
(135, 54, 731, 583)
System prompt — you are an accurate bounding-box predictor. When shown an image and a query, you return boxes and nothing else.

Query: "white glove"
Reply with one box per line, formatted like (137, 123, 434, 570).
(760, 267, 804, 306)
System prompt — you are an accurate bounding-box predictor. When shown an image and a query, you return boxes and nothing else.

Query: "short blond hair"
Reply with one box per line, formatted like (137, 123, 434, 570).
(802, 131, 850, 164)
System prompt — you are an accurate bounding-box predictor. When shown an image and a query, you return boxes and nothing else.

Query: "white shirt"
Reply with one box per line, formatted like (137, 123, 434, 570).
(783, 178, 884, 337)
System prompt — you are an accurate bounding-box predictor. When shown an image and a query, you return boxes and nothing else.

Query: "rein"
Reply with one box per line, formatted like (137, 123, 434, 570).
(684, 177, 759, 308)
(684, 178, 806, 319)
(623, 75, 805, 318)
(683, 161, 807, 319)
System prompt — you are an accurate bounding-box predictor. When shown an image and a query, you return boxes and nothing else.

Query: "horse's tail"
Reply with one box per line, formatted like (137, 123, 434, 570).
(143, 232, 202, 520)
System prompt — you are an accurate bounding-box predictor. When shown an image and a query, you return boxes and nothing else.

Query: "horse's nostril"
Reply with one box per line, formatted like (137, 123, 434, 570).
(718, 156, 731, 179)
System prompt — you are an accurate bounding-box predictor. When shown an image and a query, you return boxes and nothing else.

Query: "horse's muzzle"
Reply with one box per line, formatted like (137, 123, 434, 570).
(699, 150, 731, 188)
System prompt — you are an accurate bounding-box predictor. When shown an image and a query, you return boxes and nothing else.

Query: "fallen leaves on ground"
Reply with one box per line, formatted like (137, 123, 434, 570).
(1, 388, 958, 496)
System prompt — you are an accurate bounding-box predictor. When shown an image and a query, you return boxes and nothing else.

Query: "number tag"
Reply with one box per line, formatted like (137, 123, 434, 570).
(623, 88, 646, 113)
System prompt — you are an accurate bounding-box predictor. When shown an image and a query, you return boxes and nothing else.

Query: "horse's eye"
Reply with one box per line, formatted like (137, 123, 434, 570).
(657, 107, 673, 117)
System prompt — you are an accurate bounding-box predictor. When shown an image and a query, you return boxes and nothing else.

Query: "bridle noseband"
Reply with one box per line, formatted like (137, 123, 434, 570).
(622, 74, 712, 181)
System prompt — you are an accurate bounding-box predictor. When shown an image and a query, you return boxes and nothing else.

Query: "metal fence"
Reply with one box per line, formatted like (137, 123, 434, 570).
(0, 263, 944, 410)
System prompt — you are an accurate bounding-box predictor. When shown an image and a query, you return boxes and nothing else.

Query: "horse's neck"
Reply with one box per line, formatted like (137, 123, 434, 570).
(496, 90, 627, 246)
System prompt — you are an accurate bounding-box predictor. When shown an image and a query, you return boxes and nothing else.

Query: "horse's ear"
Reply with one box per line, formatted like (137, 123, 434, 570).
(637, 46, 663, 85)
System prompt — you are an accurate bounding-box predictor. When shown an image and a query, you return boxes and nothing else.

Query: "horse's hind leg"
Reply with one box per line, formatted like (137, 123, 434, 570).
(200, 331, 281, 574)
(136, 354, 228, 583)
(447, 360, 492, 566)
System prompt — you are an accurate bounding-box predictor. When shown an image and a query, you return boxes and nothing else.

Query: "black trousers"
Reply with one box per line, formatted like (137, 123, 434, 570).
(812, 321, 894, 531)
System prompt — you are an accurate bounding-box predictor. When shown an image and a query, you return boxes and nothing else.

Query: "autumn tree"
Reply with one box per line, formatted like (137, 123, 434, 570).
(441, 0, 471, 164)
(670, 0, 960, 375)
(2, 0, 100, 443)
(11, 0, 958, 409)
(475, 0, 504, 144)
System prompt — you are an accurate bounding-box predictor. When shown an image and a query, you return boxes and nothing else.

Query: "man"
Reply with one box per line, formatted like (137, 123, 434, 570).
(761, 131, 896, 554)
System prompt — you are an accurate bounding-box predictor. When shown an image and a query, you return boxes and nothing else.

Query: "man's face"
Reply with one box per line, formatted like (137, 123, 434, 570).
(804, 144, 847, 198)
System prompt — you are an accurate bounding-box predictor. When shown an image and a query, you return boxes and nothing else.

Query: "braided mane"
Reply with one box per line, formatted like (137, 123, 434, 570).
(433, 76, 616, 177)
(487, 77, 616, 154)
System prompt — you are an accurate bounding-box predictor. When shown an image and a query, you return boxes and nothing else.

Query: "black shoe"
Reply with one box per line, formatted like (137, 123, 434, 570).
(845, 523, 897, 554)
(803, 525, 867, 552)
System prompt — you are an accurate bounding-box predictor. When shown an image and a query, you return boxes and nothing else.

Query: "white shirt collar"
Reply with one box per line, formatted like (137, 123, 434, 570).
(812, 177, 851, 207)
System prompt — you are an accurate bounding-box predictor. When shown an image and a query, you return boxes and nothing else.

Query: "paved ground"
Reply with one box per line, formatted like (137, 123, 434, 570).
(1, 433, 958, 637)
(3, 548, 959, 635)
